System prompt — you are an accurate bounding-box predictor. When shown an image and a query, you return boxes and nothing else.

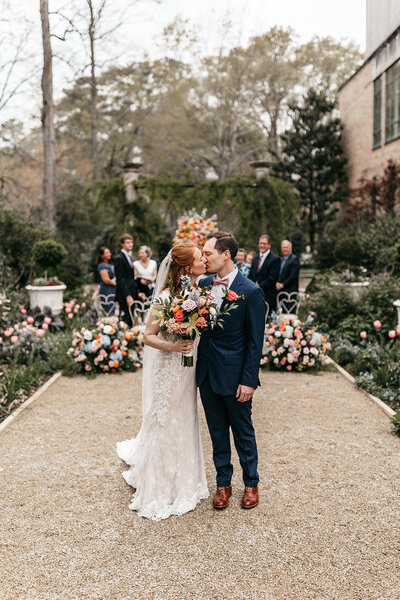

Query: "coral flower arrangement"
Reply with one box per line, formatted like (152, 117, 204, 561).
(68, 317, 143, 375)
(173, 209, 218, 247)
(261, 314, 331, 372)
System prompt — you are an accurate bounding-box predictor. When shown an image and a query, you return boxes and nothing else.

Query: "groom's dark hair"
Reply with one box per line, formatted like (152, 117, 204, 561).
(206, 231, 238, 261)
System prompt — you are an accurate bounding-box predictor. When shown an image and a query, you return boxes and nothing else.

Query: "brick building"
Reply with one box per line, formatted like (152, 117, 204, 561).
(339, 0, 400, 188)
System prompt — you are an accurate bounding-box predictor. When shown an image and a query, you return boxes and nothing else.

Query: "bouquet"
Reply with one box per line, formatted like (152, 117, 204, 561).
(261, 313, 331, 372)
(151, 276, 242, 366)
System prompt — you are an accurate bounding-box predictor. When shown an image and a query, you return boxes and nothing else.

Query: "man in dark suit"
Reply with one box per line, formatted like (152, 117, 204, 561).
(249, 234, 280, 311)
(198, 232, 266, 511)
(276, 239, 300, 314)
(114, 233, 137, 327)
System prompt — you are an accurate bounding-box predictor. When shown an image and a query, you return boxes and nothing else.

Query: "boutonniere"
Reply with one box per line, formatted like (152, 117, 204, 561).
(224, 289, 245, 302)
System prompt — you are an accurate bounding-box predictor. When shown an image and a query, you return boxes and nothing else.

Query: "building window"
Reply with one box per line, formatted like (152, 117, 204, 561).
(386, 59, 400, 143)
(373, 76, 382, 148)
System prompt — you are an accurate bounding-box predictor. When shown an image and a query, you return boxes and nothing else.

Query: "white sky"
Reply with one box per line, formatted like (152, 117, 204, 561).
(3, 0, 366, 129)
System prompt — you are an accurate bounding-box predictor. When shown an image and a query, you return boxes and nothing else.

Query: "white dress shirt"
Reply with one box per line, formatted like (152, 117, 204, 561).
(258, 249, 270, 270)
(121, 249, 134, 269)
(211, 267, 238, 309)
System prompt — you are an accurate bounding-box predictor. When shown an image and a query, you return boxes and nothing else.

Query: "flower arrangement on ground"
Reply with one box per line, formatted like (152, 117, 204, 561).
(151, 276, 243, 366)
(260, 313, 331, 372)
(173, 209, 218, 247)
(68, 317, 144, 375)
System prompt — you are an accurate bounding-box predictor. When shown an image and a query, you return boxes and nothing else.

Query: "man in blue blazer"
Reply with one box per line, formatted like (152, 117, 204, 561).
(197, 232, 266, 510)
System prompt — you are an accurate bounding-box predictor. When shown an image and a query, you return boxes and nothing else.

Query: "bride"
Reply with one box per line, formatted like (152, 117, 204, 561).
(116, 242, 209, 520)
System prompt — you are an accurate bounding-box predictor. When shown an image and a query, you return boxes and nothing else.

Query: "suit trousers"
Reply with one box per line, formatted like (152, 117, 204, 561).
(119, 299, 133, 327)
(199, 372, 259, 487)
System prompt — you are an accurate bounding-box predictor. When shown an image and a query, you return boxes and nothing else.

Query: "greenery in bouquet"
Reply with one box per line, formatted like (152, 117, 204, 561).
(173, 209, 218, 247)
(151, 276, 242, 366)
(260, 313, 331, 372)
(68, 317, 143, 375)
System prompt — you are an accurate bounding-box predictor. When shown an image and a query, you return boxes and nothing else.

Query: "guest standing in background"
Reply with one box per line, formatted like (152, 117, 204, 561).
(234, 248, 250, 277)
(276, 239, 300, 314)
(133, 246, 158, 300)
(249, 235, 280, 311)
(115, 234, 137, 327)
(96, 247, 116, 315)
(246, 250, 256, 266)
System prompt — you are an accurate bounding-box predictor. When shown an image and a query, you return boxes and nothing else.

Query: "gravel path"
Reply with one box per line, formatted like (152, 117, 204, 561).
(1, 370, 399, 600)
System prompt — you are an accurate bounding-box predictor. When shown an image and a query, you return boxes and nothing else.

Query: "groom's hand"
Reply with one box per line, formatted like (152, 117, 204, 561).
(236, 384, 254, 403)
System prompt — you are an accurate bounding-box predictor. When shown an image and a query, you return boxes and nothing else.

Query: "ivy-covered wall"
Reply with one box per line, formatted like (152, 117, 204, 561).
(90, 173, 300, 258)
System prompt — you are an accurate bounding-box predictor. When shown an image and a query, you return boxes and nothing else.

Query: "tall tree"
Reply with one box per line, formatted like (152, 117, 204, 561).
(40, 0, 56, 231)
(275, 89, 347, 248)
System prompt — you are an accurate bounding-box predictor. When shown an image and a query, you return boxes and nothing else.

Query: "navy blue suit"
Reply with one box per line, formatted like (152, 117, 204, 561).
(196, 271, 266, 487)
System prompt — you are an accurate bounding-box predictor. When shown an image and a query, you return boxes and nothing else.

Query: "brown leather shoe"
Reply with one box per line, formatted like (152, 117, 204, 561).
(241, 486, 259, 509)
(213, 486, 232, 509)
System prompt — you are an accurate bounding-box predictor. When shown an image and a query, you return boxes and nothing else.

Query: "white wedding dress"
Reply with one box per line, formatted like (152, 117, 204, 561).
(116, 289, 209, 520)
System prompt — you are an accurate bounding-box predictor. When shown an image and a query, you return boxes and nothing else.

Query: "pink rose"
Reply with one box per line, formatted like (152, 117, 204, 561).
(20, 308, 27, 314)
(36, 329, 45, 337)
(388, 330, 396, 339)
(301, 340, 306, 346)
(85, 364, 92, 372)
(109, 360, 114, 368)
(44, 317, 52, 324)
(303, 347, 310, 354)
(68, 314, 73, 319)
(81, 302, 86, 308)
(182, 299, 197, 312)
(397, 325, 400, 336)
(360, 331, 367, 339)
(373, 320, 381, 329)
(286, 365, 292, 371)
(11, 335, 18, 344)
(309, 339, 315, 346)
(41, 323, 48, 330)
(22, 321, 27, 327)
(4, 329, 12, 337)
(310, 311, 316, 317)
(27, 317, 34, 324)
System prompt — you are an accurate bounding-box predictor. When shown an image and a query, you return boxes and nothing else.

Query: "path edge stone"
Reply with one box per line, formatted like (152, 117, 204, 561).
(326, 357, 396, 418)
(0, 372, 62, 434)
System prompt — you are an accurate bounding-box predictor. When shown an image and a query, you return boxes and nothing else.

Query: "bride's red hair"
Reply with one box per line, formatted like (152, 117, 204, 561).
(166, 243, 196, 292)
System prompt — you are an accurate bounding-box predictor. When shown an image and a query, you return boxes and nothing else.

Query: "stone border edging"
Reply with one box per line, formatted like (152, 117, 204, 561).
(0, 372, 62, 434)
(326, 357, 396, 418)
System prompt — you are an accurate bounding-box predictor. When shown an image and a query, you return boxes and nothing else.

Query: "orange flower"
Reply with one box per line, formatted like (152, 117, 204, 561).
(227, 290, 239, 302)
(174, 309, 184, 322)
(197, 318, 207, 328)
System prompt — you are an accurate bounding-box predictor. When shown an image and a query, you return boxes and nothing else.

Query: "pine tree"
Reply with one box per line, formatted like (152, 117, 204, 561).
(275, 89, 347, 248)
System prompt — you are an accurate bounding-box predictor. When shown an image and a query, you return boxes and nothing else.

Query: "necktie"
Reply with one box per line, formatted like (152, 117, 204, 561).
(257, 254, 263, 271)
(280, 257, 287, 274)
(212, 277, 229, 286)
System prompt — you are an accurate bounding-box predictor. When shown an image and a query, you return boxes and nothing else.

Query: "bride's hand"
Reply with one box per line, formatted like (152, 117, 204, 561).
(172, 339, 194, 353)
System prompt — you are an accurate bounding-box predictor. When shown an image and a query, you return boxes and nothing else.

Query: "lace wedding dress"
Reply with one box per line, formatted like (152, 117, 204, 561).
(116, 289, 209, 520)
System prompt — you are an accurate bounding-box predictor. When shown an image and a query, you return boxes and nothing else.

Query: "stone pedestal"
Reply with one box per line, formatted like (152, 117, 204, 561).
(122, 162, 142, 203)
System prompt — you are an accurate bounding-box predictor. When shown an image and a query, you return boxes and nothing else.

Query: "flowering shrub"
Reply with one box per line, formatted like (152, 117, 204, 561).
(260, 314, 331, 372)
(68, 317, 144, 375)
(62, 298, 87, 325)
(173, 209, 218, 247)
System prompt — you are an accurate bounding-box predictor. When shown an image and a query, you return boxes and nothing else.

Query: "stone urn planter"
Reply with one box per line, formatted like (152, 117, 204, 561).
(26, 284, 66, 315)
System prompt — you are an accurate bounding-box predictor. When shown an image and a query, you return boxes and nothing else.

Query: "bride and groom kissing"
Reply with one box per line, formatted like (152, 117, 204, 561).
(116, 231, 266, 521)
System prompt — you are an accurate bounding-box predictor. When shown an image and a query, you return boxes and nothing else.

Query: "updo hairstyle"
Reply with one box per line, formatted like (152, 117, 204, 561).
(165, 242, 196, 292)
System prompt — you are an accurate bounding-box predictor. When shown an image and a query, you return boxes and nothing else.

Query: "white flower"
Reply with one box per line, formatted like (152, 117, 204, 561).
(283, 338, 290, 347)
(287, 354, 293, 363)
(282, 325, 293, 338)
(275, 331, 282, 338)
(103, 325, 112, 334)
(272, 351, 277, 357)
(273, 358, 279, 365)
(311, 347, 319, 356)
(209, 307, 217, 316)
(83, 330, 93, 341)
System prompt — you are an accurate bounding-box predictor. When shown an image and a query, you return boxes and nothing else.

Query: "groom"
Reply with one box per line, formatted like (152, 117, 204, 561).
(197, 232, 266, 510)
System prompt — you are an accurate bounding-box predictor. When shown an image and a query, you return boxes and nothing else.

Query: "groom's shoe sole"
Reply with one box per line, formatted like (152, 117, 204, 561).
(213, 486, 232, 509)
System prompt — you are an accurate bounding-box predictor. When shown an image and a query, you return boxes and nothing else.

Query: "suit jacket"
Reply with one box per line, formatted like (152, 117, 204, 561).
(278, 253, 300, 293)
(196, 271, 266, 396)
(114, 252, 137, 304)
(249, 251, 280, 309)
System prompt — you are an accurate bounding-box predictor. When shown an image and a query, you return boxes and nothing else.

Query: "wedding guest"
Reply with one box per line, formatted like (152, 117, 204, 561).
(133, 246, 158, 300)
(246, 250, 256, 266)
(276, 239, 300, 314)
(96, 247, 116, 315)
(115, 234, 137, 327)
(234, 248, 250, 277)
(249, 234, 280, 311)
